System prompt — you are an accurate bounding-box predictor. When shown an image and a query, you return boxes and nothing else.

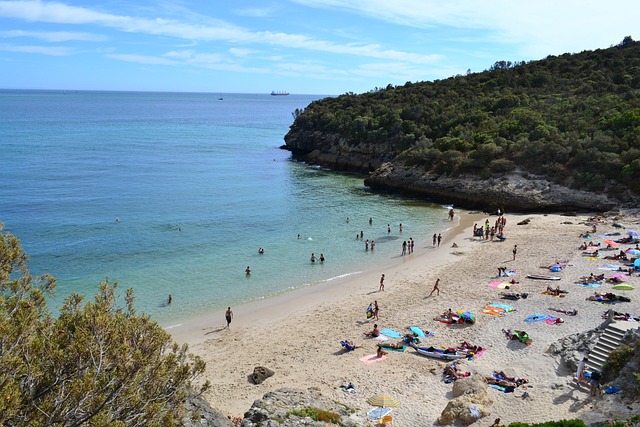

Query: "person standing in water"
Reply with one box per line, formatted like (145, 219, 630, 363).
(245, 266, 251, 276)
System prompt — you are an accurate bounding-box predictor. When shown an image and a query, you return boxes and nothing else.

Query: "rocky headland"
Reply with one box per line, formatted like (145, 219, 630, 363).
(281, 133, 625, 212)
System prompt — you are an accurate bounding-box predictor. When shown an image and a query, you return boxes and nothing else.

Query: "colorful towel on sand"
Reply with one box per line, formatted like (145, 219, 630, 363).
(409, 326, 426, 337)
(378, 344, 406, 352)
(359, 354, 387, 364)
(524, 313, 552, 323)
(483, 306, 505, 316)
(579, 282, 601, 288)
(543, 316, 563, 325)
(380, 328, 402, 339)
(488, 281, 511, 289)
(488, 384, 511, 393)
(489, 303, 514, 312)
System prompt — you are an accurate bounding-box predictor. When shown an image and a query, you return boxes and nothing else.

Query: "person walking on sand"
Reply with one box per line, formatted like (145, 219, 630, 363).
(225, 307, 233, 328)
(429, 278, 441, 297)
(433, 233, 437, 246)
(379, 274, 385, 292)
(437, 233, 442, 247)
(512, 245, 518, 261)
(373, 300, 379, 320)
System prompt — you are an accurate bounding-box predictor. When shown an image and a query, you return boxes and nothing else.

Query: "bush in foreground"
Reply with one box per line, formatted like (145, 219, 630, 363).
(0, 224, 209, 426)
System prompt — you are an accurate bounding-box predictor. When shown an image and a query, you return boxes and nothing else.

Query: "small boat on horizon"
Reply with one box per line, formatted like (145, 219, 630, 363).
(271, 91, 290, 96)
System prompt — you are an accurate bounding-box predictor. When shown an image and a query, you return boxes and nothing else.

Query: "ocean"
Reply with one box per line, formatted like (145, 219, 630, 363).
(0, 90, 450, 325)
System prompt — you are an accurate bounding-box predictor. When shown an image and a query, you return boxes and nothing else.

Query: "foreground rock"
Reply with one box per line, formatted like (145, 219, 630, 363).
(240, 388, 364, 427)
(437, 376, 493, 425)
(183, 395, 234, 427)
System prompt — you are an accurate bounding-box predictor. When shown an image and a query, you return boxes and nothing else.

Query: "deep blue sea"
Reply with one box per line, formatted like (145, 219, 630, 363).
(0, 90, 449, 325)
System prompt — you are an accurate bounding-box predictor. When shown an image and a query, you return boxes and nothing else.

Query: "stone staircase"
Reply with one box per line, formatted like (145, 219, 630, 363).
(584, 322, 630, 374)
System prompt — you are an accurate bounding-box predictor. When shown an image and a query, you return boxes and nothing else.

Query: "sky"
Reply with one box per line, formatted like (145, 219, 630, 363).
(0, 1, 639, 95)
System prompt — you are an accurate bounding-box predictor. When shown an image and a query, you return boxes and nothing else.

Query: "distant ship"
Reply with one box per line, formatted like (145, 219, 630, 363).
(271, 91, 290, 96)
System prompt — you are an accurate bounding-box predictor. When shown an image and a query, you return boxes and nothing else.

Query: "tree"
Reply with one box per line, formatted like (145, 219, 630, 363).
(0, 224, 209, 427)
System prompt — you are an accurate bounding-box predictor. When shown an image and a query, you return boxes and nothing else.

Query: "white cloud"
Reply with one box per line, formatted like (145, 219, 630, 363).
(0, 43, 73, 55)
(290, 0, 640, 58)
(1, 29, 106, 42)
(229, 47, 255, 57)
(106, 53, 177, 65)
(0, 1, 441, 64)
(232, 6, 276, 18)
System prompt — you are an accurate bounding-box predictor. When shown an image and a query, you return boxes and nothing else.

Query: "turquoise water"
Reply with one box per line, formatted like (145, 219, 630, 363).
(0, 90, 449, 325)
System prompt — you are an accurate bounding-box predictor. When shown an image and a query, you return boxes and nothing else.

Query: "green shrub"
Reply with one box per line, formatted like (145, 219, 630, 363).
(602, 344, 634, 382)
(287, 407, 341, 424)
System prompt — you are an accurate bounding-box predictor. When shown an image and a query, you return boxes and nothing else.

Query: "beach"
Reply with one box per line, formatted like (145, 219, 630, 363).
(172, 211, 640, 425)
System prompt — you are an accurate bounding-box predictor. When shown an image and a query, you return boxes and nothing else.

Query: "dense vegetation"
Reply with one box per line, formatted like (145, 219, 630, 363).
(289, 37, 640, 196)
(0, 224, 209, 426)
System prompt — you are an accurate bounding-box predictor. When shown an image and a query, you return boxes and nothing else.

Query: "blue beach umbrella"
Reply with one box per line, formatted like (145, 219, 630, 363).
(626, 230, 639, 238)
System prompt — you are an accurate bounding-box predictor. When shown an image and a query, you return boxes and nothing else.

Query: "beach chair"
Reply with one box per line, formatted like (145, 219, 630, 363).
(379, 415, 393, 426)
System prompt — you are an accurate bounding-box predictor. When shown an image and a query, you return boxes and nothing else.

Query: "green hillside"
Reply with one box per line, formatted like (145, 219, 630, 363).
(287, 37, 640, 197)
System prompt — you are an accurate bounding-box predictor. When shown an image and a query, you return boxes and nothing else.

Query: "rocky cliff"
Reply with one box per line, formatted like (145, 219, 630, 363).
(282, 130, 624, 212)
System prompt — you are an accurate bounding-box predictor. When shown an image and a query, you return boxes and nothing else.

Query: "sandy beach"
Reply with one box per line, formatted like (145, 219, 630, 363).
(171, 211, 640, 425)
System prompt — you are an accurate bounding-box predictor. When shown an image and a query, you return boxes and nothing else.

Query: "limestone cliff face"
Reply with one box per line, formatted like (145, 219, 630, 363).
(283, 130, 625, 212)
(283, 129, 397, 173)
(364, 163, 619, 212)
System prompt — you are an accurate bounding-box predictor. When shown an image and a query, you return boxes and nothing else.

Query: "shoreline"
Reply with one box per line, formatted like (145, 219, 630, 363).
(178, 210, 640, 424)
(169, 210, 481, 346)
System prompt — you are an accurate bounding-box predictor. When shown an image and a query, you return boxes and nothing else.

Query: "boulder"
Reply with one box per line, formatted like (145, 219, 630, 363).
(251, 366, 274, 384)
(438, 376, 492, 425)
(182, 395, 234, 427)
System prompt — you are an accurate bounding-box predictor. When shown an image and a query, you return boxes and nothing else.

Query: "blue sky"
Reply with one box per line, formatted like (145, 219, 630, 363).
(0, 0, 638, 95)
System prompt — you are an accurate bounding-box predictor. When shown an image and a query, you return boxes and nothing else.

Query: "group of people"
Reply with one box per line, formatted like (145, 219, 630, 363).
(473, 216, 508, 241)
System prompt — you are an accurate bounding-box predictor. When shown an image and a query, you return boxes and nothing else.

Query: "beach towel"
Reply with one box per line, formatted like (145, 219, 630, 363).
(488, 281, 510, 289)
(409, 326, 427, 337)
(472, 348, 487, 358)
(489, 384, 510, 393)
(524, 314, 552, 323)
(375, 334, 389, 341)
(483, 307, 505, 316)
(359, 354, 387, 364)
(489, 303, 514, 312)
(380, 328, 402, 339)
(378, 344, 406, 352)
(579, 282, 601, 288)
(543, 316, 564, 325)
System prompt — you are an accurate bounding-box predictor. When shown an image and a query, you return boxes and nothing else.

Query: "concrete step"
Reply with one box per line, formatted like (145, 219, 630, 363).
(589, 347, 609, 361)
(595, 340, 619, 353)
